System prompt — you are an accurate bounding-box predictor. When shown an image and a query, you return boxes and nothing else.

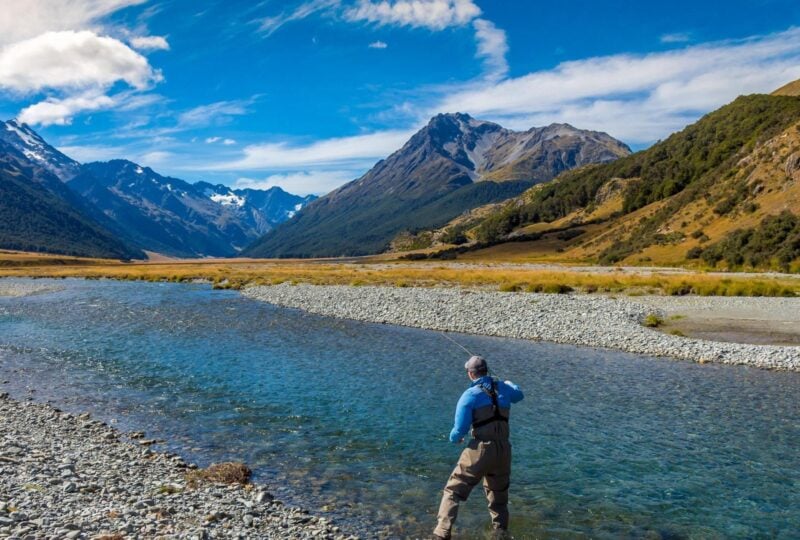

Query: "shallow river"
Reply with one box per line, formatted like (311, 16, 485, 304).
(0, 279, 798, 538)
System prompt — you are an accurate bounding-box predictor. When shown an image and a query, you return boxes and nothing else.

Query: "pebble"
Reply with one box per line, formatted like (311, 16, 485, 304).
(0, 394, 354, 539)
(243, 283, 800, 371)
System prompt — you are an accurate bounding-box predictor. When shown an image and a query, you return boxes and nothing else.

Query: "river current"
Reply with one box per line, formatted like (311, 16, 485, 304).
(0, 279, 798, 538)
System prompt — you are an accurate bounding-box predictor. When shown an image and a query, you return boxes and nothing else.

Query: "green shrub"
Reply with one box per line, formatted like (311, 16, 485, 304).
(643, 314, 664, 327)
(701, 211, 800, 271)
(686, 246, 704, 259)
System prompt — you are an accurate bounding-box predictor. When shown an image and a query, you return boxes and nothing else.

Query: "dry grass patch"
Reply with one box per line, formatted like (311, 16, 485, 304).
(185, 462, 252, 489)
(1, 251, 798, 297)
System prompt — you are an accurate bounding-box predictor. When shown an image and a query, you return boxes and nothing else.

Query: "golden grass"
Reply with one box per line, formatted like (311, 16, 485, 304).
(1, 252, 798, 296)
(185, 462, 252, 489)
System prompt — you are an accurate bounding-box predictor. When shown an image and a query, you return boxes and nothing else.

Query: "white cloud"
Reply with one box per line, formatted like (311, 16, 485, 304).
(0, 30, 160, 93)
(130, 35, 170, 51)
(211, 129, 415, 170)
(259, 0, 341, 36)
(472, 18, 507, 80)
(369, 40, 388, 49)
(18, 92, 114, 126)
(178, 100, 252, 127)
(139, 150, 172, 166)
(57, 144, 126, 162)
(345, 0, 480, 30)
(205, 136, 237, 145)
(234, 170, 358, 196)
(661, 32, 692, 44)
(0, 0, 147, 46)
(434, 27, 800, 144)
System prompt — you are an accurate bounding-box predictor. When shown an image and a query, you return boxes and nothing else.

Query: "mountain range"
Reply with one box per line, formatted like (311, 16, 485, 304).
(6, 82, 797, 270)
(244, 113, 630, 258)
(0, 134, 143, 260)
(70, 161, 314, 257)
(0, 120, 314, 258)
(404, 88, 800, 271)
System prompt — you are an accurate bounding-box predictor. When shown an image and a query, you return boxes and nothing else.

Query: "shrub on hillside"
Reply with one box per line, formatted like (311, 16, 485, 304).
(701, 211, 800, 271)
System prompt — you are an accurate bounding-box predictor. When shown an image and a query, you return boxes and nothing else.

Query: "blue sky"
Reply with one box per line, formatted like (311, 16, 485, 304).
(1, 0, 800, 195)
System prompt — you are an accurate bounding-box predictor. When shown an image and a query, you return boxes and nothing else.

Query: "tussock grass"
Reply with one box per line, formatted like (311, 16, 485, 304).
(0, 252, 798, 297)
(643, 314, 664, 328)
(185, 462, 251, 489)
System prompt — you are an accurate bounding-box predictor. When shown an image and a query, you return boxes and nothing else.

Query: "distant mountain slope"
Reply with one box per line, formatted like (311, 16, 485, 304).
(0, 120, 81, 181)
(244, 113, 630, 258)
(772, 79, 800, 97)
(70, 160, 315, 257)
(427, 91, 800, 271)
(0, 141, 144, 259)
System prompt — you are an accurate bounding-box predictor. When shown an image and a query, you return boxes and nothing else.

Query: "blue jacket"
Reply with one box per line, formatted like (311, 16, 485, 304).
(449, 376, 524, 442)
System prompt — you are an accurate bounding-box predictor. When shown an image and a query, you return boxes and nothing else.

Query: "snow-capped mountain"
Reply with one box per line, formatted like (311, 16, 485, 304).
(0, 118, 315, 258)
(0, 136, 143, 259)
(0, 120, 81, 181)
(70, 160, 316, 257)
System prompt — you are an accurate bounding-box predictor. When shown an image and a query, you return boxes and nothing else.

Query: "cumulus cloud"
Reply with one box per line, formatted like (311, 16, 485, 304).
(18, 92, 114, 126)
(369, 40, 388, 49)
(472, 18, 508, 80)
(234, 170, 358, 196)
(130, 35, 170, 51)
(205, 136, 221, 143)
(211, 129, 414, 170)
(0, 30, 160, 93)
(0, 0, 147, 45)
(222, 138, 236, 145)
(0, 2, 166, 126)
(434, 27, 800, 143)
(344, 0, 480, 30)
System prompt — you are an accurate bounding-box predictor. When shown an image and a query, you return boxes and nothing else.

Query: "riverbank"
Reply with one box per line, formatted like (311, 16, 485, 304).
(0, 392, 351, 539)
(243, 284, 800, 371)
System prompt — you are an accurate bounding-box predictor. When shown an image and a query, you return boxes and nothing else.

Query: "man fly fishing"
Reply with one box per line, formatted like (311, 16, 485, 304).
(433, 354, 524, 539)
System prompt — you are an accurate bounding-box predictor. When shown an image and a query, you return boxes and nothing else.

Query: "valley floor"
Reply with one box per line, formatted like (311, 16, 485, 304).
(2, 250, 800, 368)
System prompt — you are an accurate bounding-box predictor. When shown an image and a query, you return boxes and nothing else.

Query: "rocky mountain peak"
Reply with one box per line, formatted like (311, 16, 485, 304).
(0, 119, 81, 181)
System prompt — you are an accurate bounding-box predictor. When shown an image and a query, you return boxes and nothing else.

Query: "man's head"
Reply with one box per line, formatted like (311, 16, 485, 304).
(464, 355, 488, 380)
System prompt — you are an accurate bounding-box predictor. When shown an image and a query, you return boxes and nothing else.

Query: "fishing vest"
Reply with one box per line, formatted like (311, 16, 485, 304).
(470, 378, 510, 442)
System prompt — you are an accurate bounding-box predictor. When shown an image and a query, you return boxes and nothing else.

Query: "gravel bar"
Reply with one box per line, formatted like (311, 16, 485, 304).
(243, 284, 800, 371)
(0, 393, 353, 539)
(0, 282, 61, 297)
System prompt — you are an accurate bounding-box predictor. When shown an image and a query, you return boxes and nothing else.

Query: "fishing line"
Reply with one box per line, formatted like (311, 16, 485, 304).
(440, 331, 475, 357)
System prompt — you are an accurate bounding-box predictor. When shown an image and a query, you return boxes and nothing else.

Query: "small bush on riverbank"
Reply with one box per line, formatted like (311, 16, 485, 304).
(644, 314, 664, 327)
(186, 462, 252, 489)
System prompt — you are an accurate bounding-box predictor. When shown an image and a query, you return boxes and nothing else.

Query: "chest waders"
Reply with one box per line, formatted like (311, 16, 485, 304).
(435, 377, 513, 538)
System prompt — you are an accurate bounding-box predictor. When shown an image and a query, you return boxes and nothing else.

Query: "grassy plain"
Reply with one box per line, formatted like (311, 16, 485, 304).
(1, 250, 798, 297)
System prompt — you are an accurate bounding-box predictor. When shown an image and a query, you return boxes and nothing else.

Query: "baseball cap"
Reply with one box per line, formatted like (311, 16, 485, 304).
(464, 355, 488, 373)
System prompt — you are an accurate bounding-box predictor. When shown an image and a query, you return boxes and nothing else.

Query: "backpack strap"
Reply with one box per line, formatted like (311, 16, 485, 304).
(472, 378, 508, 429)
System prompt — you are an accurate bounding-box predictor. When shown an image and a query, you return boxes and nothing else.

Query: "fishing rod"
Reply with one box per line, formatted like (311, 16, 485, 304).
(440, 331, 498, 379)
(440, 331, 475, 357)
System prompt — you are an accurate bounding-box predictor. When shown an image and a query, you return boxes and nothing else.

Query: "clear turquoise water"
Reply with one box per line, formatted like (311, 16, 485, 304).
(0, 279, 799, 539)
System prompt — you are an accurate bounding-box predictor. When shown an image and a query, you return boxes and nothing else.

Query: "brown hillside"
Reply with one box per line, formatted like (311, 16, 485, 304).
(773, 79, 800, 97)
